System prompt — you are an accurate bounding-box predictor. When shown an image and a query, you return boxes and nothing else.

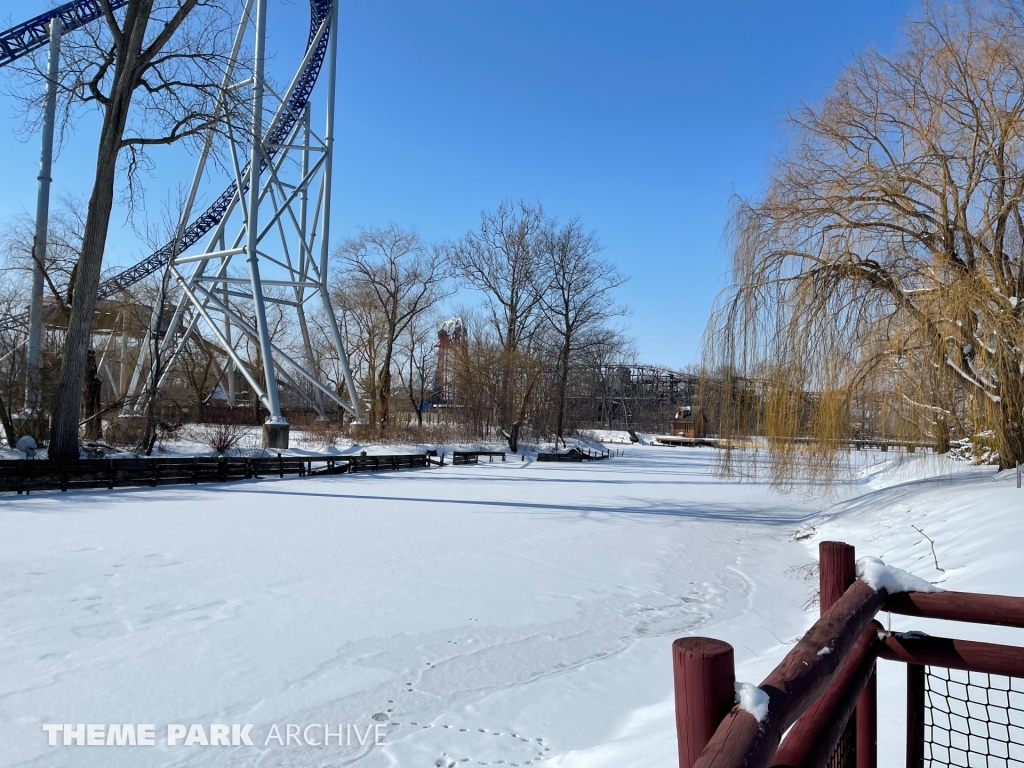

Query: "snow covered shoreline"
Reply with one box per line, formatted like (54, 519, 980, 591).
(0, 445, 1017, 767)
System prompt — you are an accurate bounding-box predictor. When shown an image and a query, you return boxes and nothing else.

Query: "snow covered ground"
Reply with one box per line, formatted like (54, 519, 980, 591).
(0, 444, 1018, 767)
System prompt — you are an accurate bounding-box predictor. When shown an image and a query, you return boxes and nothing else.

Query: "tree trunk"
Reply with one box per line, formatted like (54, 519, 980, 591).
(0, 389, 17, 448)
(934, 416, 950, 454)
(84, 349, 104, 441)
(48, 86, 135, 459)
(555, 339, 570, 441)
(378, 365, 391, 431)
(507, 423, 519, 453)
(997, 373, 1024, 470)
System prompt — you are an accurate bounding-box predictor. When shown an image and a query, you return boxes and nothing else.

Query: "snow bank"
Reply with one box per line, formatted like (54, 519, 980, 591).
(2, 443, 1018, 768)
(855, 556, 942, 594)
(734, 682, 769, 723)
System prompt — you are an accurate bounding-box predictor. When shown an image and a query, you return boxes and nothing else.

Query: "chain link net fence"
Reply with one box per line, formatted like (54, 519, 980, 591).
(924, 667, 1024, 767)
(826, 712, 857, 768)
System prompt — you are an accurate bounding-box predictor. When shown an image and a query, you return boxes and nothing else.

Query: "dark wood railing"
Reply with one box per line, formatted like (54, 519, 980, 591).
(673, 540, 1024, 768)
(0, 452, 431, 495)
(536, 447, 611, 462)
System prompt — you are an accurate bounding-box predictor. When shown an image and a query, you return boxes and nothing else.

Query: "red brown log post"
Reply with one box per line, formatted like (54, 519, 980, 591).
(907, 664, 925, 768)
(673, 637, 736, 768)
(856, 665, 877, 768)
(819, 541, 877, 768)
(819, 541, 856, 616)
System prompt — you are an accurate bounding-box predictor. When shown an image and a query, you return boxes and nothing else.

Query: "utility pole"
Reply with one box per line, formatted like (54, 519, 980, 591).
(24, 17, 62, 420)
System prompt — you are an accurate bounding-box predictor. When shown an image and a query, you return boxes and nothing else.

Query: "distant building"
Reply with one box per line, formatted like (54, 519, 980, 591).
(433, 316, 464, 404)
(669, 406, 706, 438)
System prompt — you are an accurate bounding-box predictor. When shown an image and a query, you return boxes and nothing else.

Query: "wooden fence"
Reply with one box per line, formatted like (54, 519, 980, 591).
(1, 445, 619, 495)
(345, 453, 429, 473)
(451, 450, 507, 465)
(536, 447, 611, 462)
(0, 452, 430, 495)
(673, 541, 1024, 768)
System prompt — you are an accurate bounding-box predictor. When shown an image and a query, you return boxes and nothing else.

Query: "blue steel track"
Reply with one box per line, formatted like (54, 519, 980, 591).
(0, 0, 333, 332)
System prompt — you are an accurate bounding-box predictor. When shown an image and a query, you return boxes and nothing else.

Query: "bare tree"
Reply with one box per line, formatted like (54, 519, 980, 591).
(334, 225, 450, 430)
(396, 311, 439, 428)
(447, 200, 549, 449)
(327, 283, 383, 418)
(537, 218, 627, 442)
(449, 200, 547, 354)
(8, 0, 244, 459)
(0, 200, 89, 441)
(706, 0, 1024, 480)
(1, 197, 86, 321)
(177, 336, 221, 420)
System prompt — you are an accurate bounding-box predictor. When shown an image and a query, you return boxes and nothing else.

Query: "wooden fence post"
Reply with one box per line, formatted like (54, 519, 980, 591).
(857, 661, 877, 768)
(907, 664, 925, 768)
(819, 541, 877, 768)
(673, 637, 735, 768)
(819, 541, 856, 615)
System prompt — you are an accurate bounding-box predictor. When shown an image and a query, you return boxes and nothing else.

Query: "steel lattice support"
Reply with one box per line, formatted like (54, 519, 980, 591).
(0, 0, 362, 443)
(124, 0, 362, 446)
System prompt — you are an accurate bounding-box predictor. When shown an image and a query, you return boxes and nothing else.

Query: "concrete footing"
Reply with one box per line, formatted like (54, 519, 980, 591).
(262, 421, 290, 449)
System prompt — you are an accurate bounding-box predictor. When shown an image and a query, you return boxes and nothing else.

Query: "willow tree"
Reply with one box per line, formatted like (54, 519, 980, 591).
(705, 0, 1024, 480)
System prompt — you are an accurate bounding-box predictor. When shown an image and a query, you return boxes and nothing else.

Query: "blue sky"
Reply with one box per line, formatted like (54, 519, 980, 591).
(0, 0, 915, 366)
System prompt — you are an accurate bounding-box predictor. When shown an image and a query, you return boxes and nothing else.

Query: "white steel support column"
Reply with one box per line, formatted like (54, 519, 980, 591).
(24, 17, 62, 416)
(246, 0, 287, 446)
(296, 104, 325, 416)
(116, 1, 362, 433)
(319, 1, 362, 422)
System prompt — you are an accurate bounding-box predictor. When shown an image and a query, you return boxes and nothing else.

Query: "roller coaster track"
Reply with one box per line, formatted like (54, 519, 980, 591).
(0, 0, 333, 334)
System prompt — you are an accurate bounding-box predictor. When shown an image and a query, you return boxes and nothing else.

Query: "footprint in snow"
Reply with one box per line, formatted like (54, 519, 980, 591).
(419, 725, 548, 766)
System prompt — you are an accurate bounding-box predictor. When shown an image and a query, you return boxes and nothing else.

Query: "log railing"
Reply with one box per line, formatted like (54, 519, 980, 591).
(673, 541, 1024, 768)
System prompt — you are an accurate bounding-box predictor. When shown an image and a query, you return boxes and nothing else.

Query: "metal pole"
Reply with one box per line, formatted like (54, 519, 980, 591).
(318, 0, 362, 422)
(246, 0, 287, 445)
(907, 664, 925, 768)
(297, 103, 324, 416)
(24, 17, 62, 416)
